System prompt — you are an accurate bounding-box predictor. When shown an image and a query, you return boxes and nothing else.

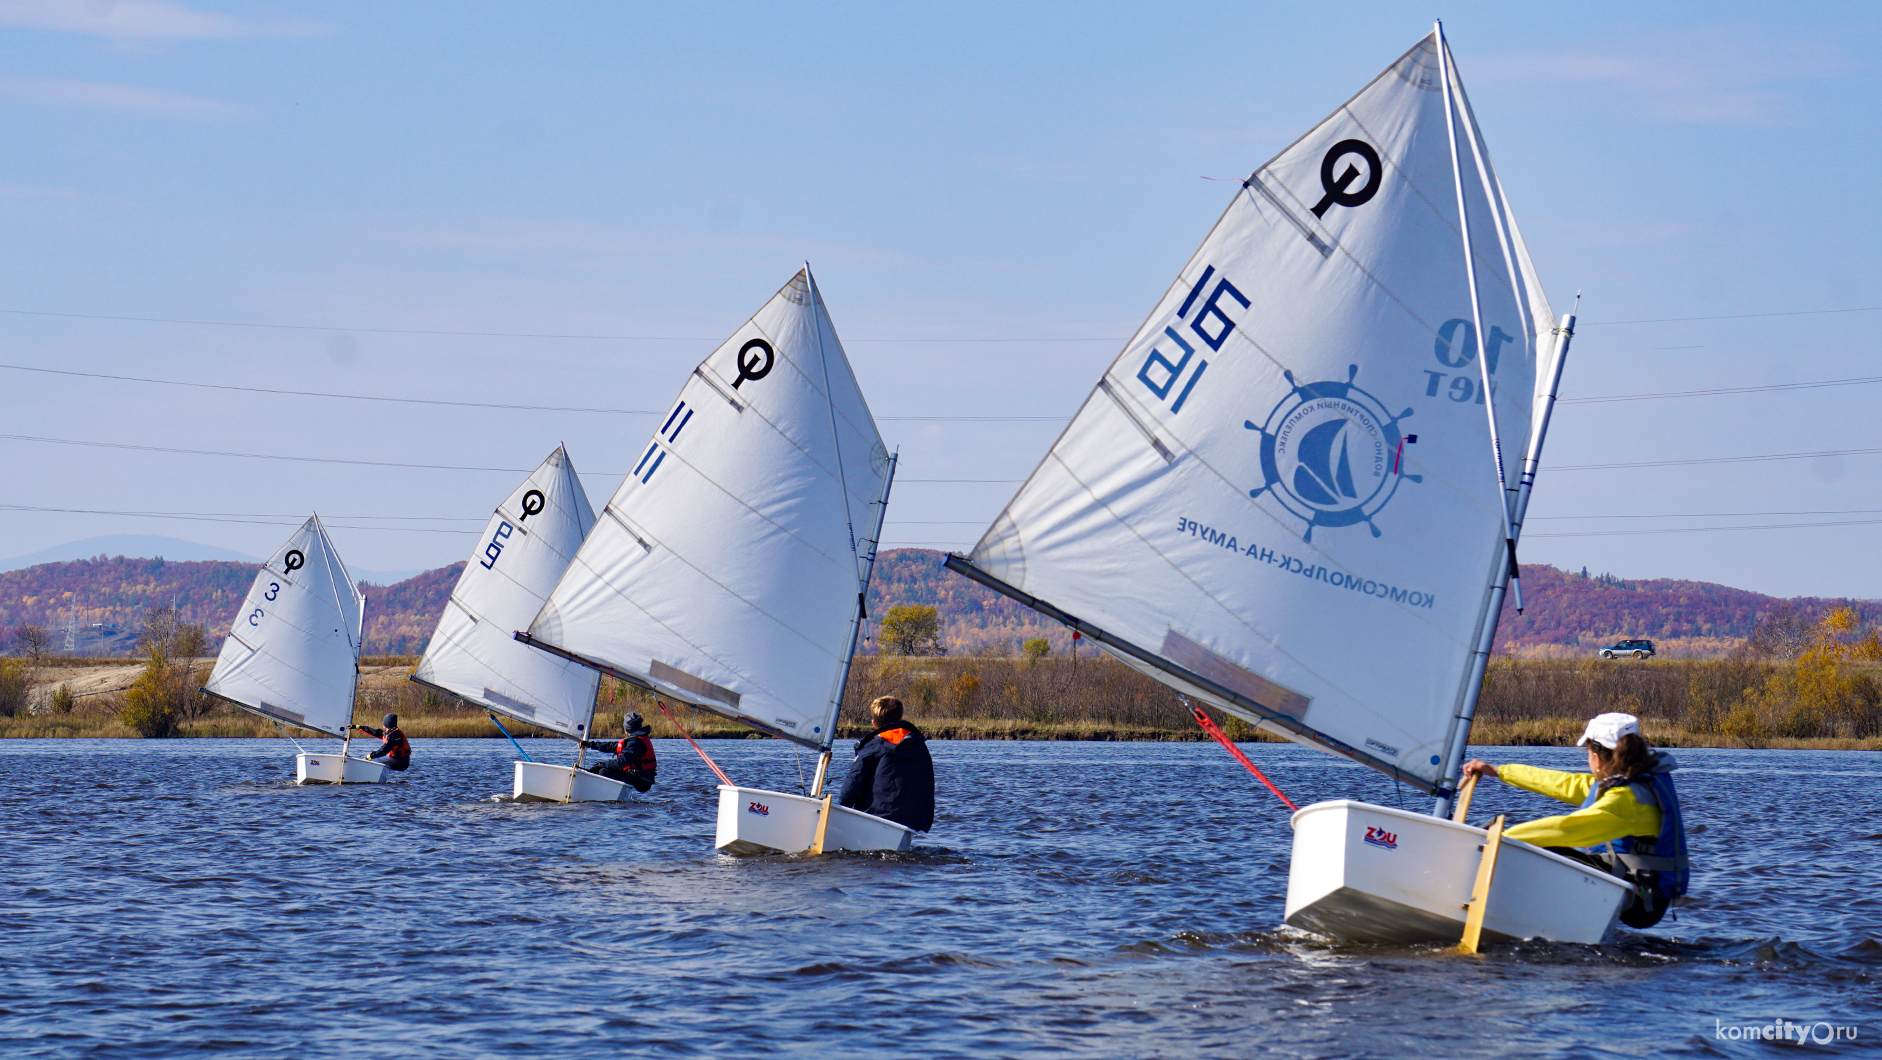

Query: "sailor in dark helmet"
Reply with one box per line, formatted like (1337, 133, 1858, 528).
(1462, 712, 1689, 928)
(350, 712, 412, 772)
(579, 711, 658, 792)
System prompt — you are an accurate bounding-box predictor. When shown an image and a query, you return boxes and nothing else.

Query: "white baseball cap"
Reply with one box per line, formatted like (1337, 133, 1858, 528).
(1577, 712, 1640, 749)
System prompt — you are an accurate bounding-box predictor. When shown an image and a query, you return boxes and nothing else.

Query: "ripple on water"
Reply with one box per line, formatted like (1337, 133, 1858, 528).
(0, 739, 1876, 1058)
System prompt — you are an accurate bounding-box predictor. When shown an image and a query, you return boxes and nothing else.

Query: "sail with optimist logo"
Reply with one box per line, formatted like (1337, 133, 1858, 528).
(202, 514, 365, 738)
(945, 28, 1566, 797)
(412, 445, 601, 737)
(519, 268, 894, 758)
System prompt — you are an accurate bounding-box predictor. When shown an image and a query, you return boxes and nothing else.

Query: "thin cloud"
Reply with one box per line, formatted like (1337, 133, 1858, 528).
(1471, 31, 1847, 126)
(0, 77, 243, 119)
(0, 0, 318, 40)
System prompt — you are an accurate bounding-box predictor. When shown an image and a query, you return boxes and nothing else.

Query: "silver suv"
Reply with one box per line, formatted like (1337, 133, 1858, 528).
(1599, 638, 1656, 660)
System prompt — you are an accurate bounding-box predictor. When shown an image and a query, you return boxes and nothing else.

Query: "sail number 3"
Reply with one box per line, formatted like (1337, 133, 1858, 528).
(1137, 264, 1247, 415)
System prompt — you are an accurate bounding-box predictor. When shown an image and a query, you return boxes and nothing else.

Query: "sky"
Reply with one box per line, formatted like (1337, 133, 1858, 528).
(1, 0, 1880, 598)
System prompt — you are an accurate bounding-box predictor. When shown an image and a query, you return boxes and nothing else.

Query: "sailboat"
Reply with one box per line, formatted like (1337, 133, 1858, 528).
(409, 445, 608, 802)
(202, 515, 382, 784)
(944, 26, 1629, 944)
(517, 267, 912, 854)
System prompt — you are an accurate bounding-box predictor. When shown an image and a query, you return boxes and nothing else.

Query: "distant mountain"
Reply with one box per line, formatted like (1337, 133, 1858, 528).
(0, 535, 260, 573)
(0, 547, 1862, 660)
(361, 563, 464, 656)
(0, 534, 420, 584)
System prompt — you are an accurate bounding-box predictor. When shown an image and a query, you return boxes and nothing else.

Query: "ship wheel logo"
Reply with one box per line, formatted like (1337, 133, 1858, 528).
(1245, 366, 1418, 541)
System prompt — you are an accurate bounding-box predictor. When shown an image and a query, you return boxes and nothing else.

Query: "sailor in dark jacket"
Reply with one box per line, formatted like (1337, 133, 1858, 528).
(350, 713, 411, 771)
(839, 696, 934, 832)
(580, 712, 657, 793)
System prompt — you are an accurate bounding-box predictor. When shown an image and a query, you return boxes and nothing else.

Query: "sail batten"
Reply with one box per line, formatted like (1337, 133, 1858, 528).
(955, 31, 1554, 792)
(524, 268, 890, 751)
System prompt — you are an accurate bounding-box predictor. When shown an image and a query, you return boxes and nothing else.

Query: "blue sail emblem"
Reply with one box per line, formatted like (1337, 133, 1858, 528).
(1292, 420, 1359, 506)
(1247, 366, 1419, 541)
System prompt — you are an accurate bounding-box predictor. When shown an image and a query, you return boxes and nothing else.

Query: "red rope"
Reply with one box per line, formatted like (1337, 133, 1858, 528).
(656, 700, 736, 787)
(1191, 706, 1298, 811)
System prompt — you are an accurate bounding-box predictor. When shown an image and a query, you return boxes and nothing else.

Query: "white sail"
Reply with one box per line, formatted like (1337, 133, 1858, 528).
(203, 515, 364, 738)
(948, 32, 1554, 793)
(523, 268, 890, 749)
(411, 446, 601, 737)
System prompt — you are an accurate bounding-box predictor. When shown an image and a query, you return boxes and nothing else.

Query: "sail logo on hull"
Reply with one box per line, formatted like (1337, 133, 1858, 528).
(1363, 826, 1398, 850)
(1246, 366, 1418, 542)
(746, 800, 770, 816)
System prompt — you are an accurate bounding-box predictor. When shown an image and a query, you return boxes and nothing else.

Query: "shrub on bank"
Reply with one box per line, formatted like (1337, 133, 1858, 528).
(0, 658, 30, 718)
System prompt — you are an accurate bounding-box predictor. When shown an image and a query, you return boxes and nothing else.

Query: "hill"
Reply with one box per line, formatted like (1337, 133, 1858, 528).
(0, 555, 460, 657)
(867, 551, 1868, 659)
(0, 547, 1866, 660)
(1489, 565, 1861, 657)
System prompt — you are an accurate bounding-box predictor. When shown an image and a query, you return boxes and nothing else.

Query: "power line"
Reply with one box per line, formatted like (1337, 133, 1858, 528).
(0, 434, 1018, 485)
(1529, 508, 1882, 520)
(1561, 375, 1882, 404)
(11, 299, 1882, 338)
(0, 433, 542, 474)
(1550, 446, 1882, 472)
(0, 362, 1063, 422)
(0, 504, 477, 534)
(12, 355, 1878, 427)
(0, 362, 666, 416)
(1529, 518, 1882, 538)
(0, 307, 1116, 344)
(1582, 305, 1882, 327)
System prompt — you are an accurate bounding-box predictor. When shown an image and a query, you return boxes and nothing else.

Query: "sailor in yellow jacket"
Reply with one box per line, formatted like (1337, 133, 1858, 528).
(1462, 712, 1690, 928)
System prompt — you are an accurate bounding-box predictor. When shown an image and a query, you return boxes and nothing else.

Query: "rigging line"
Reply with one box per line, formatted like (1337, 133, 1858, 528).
(1561, 375, 1882, 404)
(0, 307, 1118, 343)
(1551, 447, 1882, 472)
(655, 700, 735, 787)
(1528, 518, 1882, 537)
(0, 360, 1062, 421)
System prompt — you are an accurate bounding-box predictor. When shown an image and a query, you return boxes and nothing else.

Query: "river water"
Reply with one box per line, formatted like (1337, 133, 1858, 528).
(1, 739, 1874, 1058)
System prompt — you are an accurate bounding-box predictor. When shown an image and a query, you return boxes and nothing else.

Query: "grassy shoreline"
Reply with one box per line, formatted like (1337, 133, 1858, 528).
(8, 654, 1879, 750)
(3, 710, 1875, 749)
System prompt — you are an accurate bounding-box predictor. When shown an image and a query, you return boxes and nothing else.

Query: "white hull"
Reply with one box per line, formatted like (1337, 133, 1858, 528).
(1284, 800, 1629, 945)
(295, 753, 390, 785)
(512, 760, 633, 803)
(715, 785, 915, 855)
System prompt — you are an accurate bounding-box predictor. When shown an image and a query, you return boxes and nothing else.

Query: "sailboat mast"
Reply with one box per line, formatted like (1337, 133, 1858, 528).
(1432, 312, 1578, 815)
(1438, 22, 1523, 610)
(812, 451, 898, 797)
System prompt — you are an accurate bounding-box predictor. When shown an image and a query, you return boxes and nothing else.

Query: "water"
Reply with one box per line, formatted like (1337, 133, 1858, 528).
(2, 739, 1875, 1058)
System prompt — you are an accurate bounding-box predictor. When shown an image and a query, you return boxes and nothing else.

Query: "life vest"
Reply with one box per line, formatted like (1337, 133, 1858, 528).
(615, 736, 656, 774)
(877, 727, 911, 746)
(1578, 765, 1689, 904)
(382, 728, 411, 764)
